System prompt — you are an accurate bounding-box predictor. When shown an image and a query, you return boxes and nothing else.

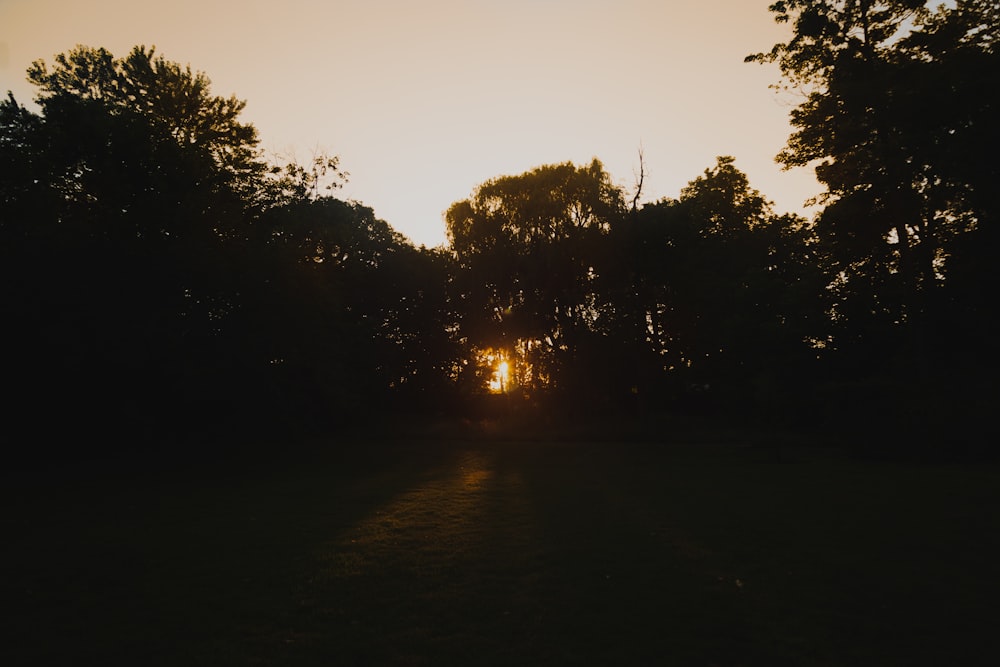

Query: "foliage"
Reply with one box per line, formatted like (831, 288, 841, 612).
(27, 45, 263, 190)
(446, 159, 628, 399)
(748, 1, 999, 355)
(246, 198, 461, 420)
(7, 30, 991, 459)
(745, 0, 1000, 442)
(444, 157, 823, 416)
(606, 157, 825, 414)
(2, 45, 456, 457)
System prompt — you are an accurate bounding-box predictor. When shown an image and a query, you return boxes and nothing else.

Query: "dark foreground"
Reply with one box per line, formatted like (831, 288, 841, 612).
(3, 434, 997, 666)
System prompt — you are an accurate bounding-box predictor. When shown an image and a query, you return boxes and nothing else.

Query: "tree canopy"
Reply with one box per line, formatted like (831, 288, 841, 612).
(747, 0, 999, 446)
(2, 45, 437, 456)
(445, 159, 628, 399)
(27, 45, 262, 184)
(3, 32, 993, 464)
(748, 0, 999, 342)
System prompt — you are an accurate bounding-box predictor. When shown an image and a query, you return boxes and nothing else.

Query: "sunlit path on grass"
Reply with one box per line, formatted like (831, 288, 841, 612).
(283, 444, 752, 665)
(289, 447, 558, 665)
(313, 450, 501, 581)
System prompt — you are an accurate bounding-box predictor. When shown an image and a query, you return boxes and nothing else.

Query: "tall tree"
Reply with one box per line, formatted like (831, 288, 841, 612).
(611, 157, 823, 412)
(445, 159, 628, 400)
(27, 45, 264, 196)
(3, 45, 273, 452)
(224, 195, 462, 430)
(747, 1, 999, 368)
(748, 1, 1000, 447)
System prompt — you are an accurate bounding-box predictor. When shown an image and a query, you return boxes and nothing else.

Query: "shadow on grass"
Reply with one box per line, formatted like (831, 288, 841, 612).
(0, 438, 458, 666)
(3, 435, 998, 666)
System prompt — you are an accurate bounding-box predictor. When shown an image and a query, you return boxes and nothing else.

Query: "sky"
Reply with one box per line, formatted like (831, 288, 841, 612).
(1, 0, 822, 248)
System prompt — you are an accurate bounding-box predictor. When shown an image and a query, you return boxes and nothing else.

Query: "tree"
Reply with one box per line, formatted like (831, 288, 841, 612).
(747, 1, 999, 365)
(610, 157, 824, 414)
(748, 1, 1000, 449)
(3, 45, 276, 452)
(445, 159, 628, 402)
(27, 45, 264, 194)
(237, 197, 462, 426)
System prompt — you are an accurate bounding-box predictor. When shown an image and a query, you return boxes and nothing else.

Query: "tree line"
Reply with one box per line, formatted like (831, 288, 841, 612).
(2, 1, 996, 462)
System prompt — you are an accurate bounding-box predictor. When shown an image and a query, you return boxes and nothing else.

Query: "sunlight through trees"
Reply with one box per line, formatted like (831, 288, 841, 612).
(4, 3, 996, 459)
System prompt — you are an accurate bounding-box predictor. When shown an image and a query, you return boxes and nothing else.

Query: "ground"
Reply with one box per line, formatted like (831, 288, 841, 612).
(2, 432, 997, 665)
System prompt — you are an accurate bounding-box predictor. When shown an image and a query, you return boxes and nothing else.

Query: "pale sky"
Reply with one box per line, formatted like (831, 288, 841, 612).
(1, 0, 820, 247)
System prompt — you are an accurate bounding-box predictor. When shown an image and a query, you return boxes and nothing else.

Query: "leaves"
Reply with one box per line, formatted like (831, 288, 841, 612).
(28, 45, 264, 192)
(445, 160, 629, 395)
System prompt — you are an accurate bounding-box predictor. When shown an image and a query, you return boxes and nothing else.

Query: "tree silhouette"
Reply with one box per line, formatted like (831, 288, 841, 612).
(15, 31, 992, 457)
(749, 2, 997, 342)
(445, 159, 628, 404)
(242, 197, 460, 425)
(3, 44, 469, 456)
(3, 46, 300, 456)
(749, 1, 1000, 449)
(27, 45, 263, 195)
(606, 157, 824, 416)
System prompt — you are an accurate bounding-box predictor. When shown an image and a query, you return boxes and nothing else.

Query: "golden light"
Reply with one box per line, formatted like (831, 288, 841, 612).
(488, 359, 510, 393)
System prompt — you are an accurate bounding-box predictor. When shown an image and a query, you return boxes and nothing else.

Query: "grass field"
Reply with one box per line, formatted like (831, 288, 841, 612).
(3, 432, 998, 665)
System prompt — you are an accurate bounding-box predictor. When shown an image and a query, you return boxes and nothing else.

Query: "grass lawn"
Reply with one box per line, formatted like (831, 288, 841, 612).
(3, 431, 998, 665)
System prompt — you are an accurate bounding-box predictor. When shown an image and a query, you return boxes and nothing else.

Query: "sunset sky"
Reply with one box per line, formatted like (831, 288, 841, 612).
(1, 0, 821, 247)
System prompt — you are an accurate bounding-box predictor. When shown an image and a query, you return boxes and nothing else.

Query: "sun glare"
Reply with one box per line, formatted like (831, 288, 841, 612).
(488, 359, 510, 393)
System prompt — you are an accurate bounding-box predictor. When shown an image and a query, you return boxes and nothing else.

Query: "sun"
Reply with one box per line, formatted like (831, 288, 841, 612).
(488, 359, 510, 393)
